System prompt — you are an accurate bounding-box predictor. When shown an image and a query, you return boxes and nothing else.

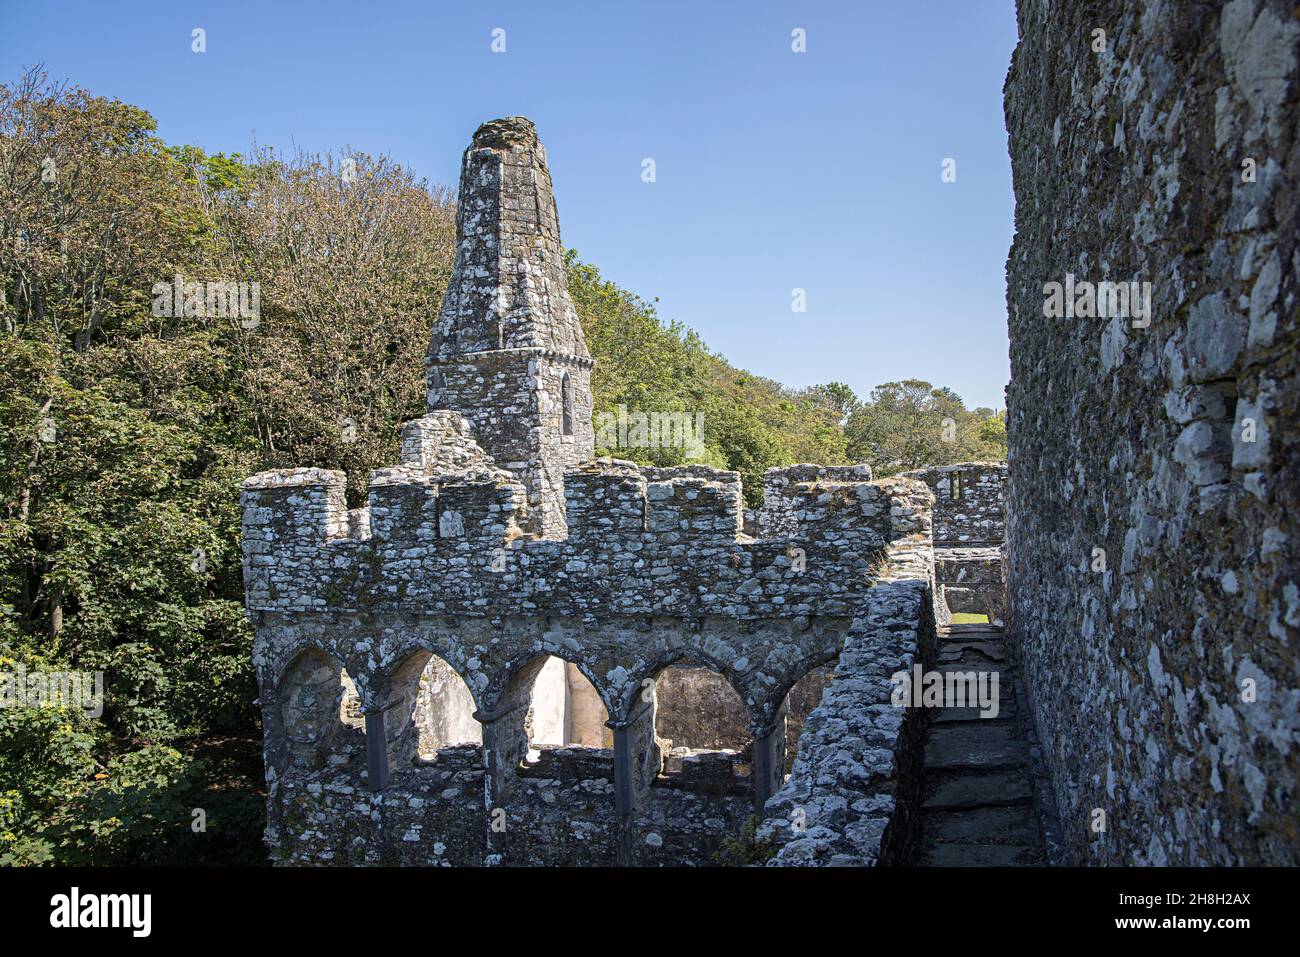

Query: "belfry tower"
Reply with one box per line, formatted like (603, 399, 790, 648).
(426, 116, 595, 537)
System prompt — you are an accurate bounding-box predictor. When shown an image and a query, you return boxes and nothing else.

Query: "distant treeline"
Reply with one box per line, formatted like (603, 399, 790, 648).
(0, 70, 1005, 865)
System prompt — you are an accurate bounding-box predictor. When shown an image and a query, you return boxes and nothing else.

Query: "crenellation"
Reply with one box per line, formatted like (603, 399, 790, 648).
(902, 462, 1006, 545)
(758, 463, 875, 537)
(644, 474, 743, 540)
(365, 476, 441, 550)
(241, 462, 925, 622)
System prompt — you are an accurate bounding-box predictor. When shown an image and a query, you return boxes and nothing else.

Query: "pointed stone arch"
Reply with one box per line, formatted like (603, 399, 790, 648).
(382, 650, 482, 771)
(275, 646, 365, 774)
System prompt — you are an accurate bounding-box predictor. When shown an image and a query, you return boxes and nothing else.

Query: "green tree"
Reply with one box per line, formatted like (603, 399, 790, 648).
(845, 379, 1006, 474)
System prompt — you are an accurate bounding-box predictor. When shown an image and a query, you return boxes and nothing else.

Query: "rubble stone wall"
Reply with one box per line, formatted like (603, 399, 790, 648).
(904, 463, 1009, 623)
(903, 463, 1007, 545)
(758, 581, 936, 866)
(1004, 0, 1299, 864)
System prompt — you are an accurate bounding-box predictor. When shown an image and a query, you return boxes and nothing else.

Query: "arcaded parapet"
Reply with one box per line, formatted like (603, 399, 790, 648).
(242, 453, 936, 865)
(758, 580, 935, 866)
(1004, 0, 1298, 863)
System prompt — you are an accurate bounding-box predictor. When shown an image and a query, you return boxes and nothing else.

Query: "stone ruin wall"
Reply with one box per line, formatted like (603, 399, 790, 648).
(1004, 0, 1299, 864)
(903, 463, 1009, 625)
(243, 438, 940, 865)
(903, 463, 1007, 546)
(758, 581, 936, 866)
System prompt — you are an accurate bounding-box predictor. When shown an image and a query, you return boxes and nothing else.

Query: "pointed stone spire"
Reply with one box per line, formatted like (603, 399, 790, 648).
(426, 117, 595, 538)
(427, 116, 589, 364)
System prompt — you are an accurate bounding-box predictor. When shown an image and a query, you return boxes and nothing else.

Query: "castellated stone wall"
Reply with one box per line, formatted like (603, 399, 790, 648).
(1004, 0, 1298, 864)
(241, 449, 935, 868)
(242, 419, 937, 864)
(903, 463, 1006, 545)
(242, 115, 943, 866)
(904, 463, 1009, 624)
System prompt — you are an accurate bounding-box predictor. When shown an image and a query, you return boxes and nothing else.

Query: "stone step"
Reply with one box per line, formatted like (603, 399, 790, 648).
(937, 661, 1012, 676)
(937, 640, 1007, 663)
(921, 842, 1044, 867)
(928, 667, 1017, 704)
(922, 806, 1041, 846)
(922, 769, 1034, 810)
(931, 663, 1018, 701)
(923, 723, 1029, 771)
(942, 623, 1005, 637)
(910, 616, 1047, 866)
(933, 704, 1016, 723)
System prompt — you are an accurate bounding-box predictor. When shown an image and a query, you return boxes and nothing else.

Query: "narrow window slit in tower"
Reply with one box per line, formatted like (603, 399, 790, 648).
(561, 372, 574, 436)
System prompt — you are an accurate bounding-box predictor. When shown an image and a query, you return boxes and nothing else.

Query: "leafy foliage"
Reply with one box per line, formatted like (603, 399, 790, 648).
(843, 379, 1007, 475)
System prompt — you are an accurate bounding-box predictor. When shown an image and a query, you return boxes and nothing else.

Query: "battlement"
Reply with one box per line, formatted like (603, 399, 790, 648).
(242, 468, 349, 542)
(757, 463, 874, 536)
(901, 462, 1006, 545)
(900, 462, 1008, 625)
(242, 115, 944, 869)
(563, 459, 648, 540)
(241, 436, 930, 621)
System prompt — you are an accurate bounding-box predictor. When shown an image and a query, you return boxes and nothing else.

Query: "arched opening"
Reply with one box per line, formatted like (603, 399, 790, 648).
(385, 651, 481, 771)
(277, 648, 365, 773)
(783, 663, 837, 775)
(524, 655, 610, 760)
(650, 665, 752, 793)
(560, 372, 574, 437)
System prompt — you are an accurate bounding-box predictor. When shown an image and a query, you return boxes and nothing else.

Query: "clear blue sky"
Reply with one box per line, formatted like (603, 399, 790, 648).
(3, 0, 1018, 410)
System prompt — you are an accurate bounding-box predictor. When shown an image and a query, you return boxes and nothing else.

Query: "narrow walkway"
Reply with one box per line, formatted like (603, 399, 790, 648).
(913, 622, 1050, 865)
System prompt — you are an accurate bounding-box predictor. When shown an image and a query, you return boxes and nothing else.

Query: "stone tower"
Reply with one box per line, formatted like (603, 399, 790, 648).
(426, 116, 594, 537)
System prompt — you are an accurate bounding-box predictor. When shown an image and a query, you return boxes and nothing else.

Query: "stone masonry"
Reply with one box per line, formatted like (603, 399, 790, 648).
(904, 463, 1008, 625)
(426, 117, 595, 538)
(241, 117, 959, 866)
(1004, 0, 1299, 864)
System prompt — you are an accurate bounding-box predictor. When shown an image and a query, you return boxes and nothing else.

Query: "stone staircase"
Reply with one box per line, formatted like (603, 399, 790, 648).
(913, 622, 1056, 866)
